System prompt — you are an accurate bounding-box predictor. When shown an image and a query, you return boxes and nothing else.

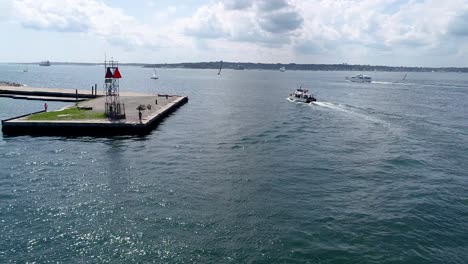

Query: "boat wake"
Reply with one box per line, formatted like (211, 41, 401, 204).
(371, 81, 468, 90)
(311, 101, 387, 124)
(372, 81, 394, 85)
(288, 98, 390, 125)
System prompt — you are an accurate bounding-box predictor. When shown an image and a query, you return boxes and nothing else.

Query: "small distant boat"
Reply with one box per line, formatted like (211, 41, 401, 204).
(39, 60, 51, 66)
(288, 86, 317, 103)
(150, 69, 158, 79)
(279, 66, 286, 72)
(235, 65, 245, 70)
(345, 74, 372, 83)
(23, 68, 28, 72)
(402, 73, 407, 81)
(218, 60, 223, 75)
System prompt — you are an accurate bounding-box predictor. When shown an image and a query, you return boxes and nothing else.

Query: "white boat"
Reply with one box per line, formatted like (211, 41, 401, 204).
(288, 87, 317, 103)
(39, 60, 51, 66)
(279, 66, 286, 72)
(150, 69, 158, 79)
(345, 74, 372, 83)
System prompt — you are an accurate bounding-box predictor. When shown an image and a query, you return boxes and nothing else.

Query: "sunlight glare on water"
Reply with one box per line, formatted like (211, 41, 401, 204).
(1, 65, 468, 263)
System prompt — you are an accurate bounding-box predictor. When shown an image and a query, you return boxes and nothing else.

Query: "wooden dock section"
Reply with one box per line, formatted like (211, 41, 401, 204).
(1, 86, 188, 136)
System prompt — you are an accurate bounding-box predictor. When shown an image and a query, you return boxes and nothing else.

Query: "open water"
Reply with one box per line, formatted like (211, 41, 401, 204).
(1, 64, 468, 263)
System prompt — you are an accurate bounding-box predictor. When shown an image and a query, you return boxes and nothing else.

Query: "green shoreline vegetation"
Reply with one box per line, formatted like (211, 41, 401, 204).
(27, 107, 106, 121)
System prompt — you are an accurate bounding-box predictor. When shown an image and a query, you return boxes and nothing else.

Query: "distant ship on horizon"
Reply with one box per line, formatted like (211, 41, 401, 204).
(39, 60, 51, 66)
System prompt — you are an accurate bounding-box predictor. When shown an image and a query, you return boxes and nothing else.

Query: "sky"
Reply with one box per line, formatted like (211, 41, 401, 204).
(0, 0, 468, 67)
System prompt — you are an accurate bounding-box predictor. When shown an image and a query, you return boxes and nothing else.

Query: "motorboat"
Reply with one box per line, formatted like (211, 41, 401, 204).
(39, 60, 51, 66)
(345, 74, 372, 83)
(288, 87, 317, 103)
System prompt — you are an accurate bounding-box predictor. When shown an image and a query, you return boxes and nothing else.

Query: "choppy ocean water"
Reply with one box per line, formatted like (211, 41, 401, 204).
(1, 64, 468, 263)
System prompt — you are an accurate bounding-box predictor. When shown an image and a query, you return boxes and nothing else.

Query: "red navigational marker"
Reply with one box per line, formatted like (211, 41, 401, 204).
(113, 67, 122, 79)
(105, 67, 113, 78)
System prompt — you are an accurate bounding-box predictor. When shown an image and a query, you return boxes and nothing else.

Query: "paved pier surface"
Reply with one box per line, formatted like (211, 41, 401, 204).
(1, 85, 189, 135)
(0, 85, 97, 100)
(0, 85, 154, 101)
(78, 94, 180, 124)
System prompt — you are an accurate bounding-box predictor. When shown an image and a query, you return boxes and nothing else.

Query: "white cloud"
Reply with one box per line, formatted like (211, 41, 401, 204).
(0, 0, 13, 21)
(3, 0, 468, 65)
(290, 0, 468, 62)
(12, 0, 172, 50)
(184, 4, 228, 39)
(449, 10, 468, 37)
(183, 0, 303, 46)
(224, 0, 253, 10)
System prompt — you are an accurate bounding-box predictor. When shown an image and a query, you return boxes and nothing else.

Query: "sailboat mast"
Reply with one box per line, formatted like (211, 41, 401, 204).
(218, 61, 223, 75)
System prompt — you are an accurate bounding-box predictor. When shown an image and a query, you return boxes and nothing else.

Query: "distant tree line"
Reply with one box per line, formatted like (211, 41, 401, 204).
(142, 62, 468, 73)
(35, 61, 468, 72)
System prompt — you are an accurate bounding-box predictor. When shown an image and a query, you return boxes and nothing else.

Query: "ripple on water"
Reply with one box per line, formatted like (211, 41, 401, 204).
(1, 70, 468, 263)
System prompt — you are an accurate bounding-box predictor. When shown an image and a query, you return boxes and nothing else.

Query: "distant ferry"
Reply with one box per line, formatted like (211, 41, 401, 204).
(345, 74, 371, 83)
(39, 60, 51, 66)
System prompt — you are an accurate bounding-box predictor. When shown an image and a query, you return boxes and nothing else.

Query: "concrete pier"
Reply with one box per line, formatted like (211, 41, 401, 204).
(1, 86, 188, 136)
(0, 85, 99, 101)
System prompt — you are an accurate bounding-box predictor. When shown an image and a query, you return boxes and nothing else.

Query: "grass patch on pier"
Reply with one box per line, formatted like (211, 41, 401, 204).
(27, 107, 106, 120)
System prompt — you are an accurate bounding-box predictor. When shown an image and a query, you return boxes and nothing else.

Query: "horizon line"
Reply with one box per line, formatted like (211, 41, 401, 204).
(1, 61, 467, 69)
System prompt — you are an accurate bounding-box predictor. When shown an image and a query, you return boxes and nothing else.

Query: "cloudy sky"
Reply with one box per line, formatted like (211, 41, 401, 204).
(0, 0, 467, 66)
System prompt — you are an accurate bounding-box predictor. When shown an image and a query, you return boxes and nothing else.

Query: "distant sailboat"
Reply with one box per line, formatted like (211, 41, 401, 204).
(279, 66, 286, 72)
(218, 61, 223, 75)
(402, 73, 407, 81)
(151, 69, 158, 79)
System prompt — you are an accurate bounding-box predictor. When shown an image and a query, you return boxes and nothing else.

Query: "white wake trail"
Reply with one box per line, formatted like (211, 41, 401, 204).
(311, 101, 385, 124)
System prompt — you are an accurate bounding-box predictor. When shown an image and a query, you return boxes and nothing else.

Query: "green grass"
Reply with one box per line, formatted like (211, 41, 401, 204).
(27, 107, 107, 121)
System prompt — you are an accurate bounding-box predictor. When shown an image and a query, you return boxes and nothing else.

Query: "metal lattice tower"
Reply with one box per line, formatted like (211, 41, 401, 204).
(104, 59, 125, 119)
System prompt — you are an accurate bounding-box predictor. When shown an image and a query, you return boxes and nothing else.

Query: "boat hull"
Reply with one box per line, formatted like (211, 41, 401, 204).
(39, 61, 51, 66)
(345, 77, 372, 83)
(288, 96, 316, 103)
